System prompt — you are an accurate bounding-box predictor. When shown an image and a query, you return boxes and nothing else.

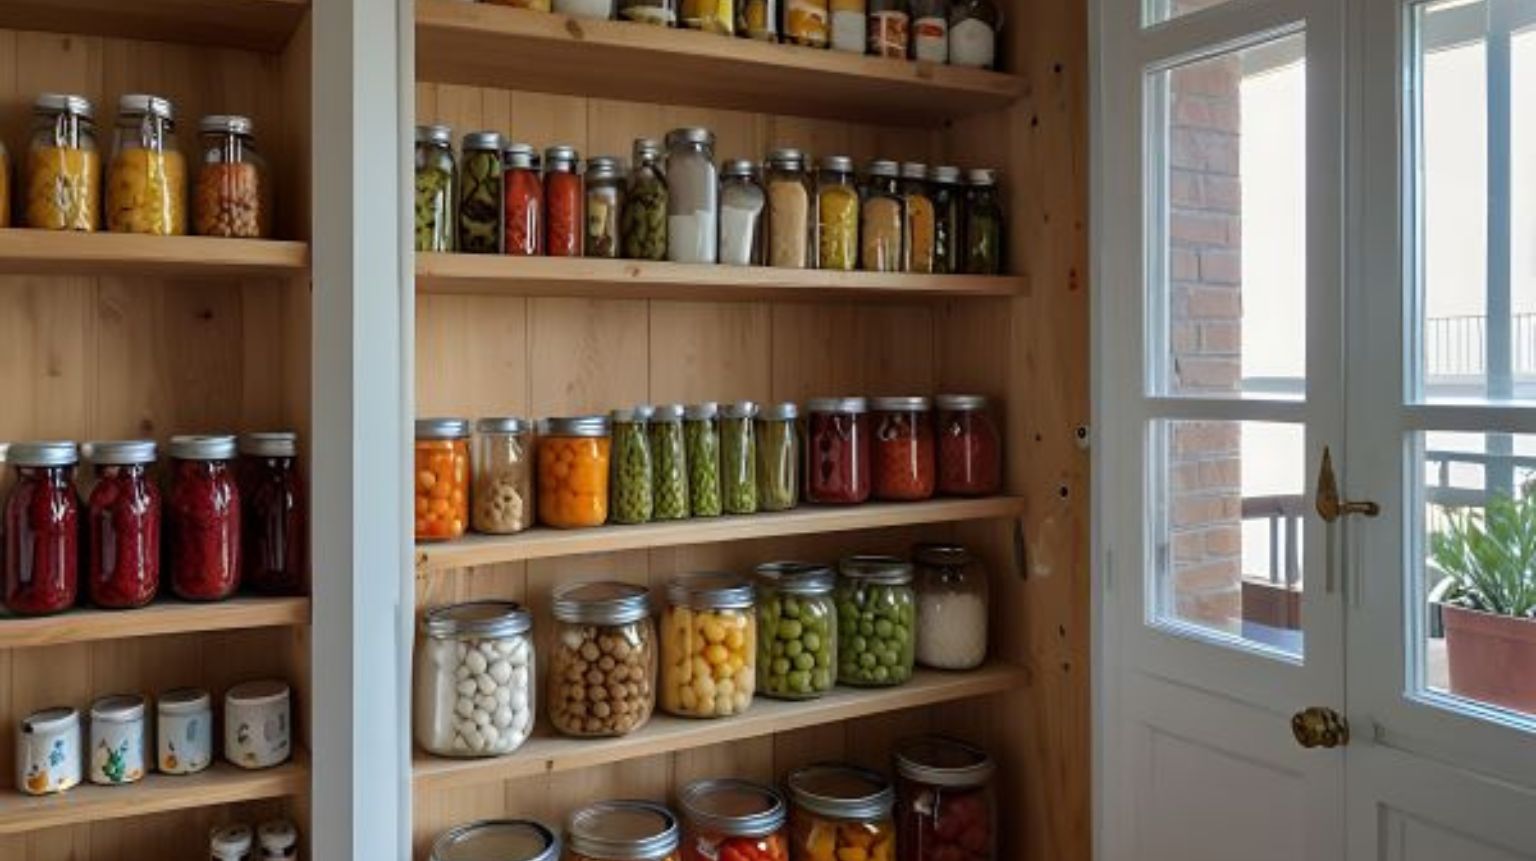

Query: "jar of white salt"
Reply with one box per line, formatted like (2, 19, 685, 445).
(913, 544, 989, 670)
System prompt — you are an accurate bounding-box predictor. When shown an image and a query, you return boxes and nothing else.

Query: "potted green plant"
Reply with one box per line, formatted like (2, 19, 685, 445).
(1429, 492, 1536, 714)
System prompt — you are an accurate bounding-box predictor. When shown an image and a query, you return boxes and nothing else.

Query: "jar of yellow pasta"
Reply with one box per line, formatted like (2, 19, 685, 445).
(26, 93, 100, 232)
(107, 94, 187, 236)
(661, 572, 756, 719)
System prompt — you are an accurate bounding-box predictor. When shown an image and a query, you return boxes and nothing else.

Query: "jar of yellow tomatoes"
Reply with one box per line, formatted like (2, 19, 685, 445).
(567, 800, 681, 861)
(538, 416, 612, 529)
(26, 93, 100, 231)
(415, 418, 471, 542)
(786, 764, 896, 861)
(661, 573, 756, 719)
(107, 94, 187, 235)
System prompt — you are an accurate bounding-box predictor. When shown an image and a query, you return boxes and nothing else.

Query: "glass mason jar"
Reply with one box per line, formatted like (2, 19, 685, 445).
(685, 402, 723, 518)
(610, 406, 655, 525)
(567, 801, 681, 861)
(585, 156, 626, 259)
(26, 93, 99, 231)
(238, 432, 306, 596)
(545, 145, 584, 257)
(504, 142, 544, 256)
(755, 562, 837, 699)
(416, 124, 457, 252)
(830, 0, 865, 51)
(538, 416, 612, 529)
(680, 779, 790, 861)
(548, 581, 657, 737)
(83, 440, 161, 609)
(431, 820, 561, 861)
(901, 162, 937, 274)
(719, 401, 759, 516)
(167, 435, 242, 601)
(928, 165, 964, 275)
(650, 404, 690, 521)
(784, 0, 830, 46)
(664, 127, 718, 264)
(815, 156, 859, 271)
(415, 601, 535, 757)
(624, 137, 669, 260)
(804, 397, 871, 504)
(786, 764, 897, 861)
(256, 821, 300, 861)
(755, 402, 799, 512)
(867, 0, 911, 57)
(871, 396, 936, 501)
(719, 159, 765, 267)
(194, 114, 271, 238)
(836, 556, 916, 686)
(936, 394, 1002, 495)
(618, 0, 677, 24)
(554, 0, 614, 17)
(459, 131, 505, 254)
(661, 573, 756, 718)
(914, 543, 989, 670)
(737, 0, 778, 40)
(765, 148, 814, 269)
(963, 168, 1003, 275)
(211, 825, 254, 861)
(472, 418, 534, 535)
(3, 442, 80, 615)
(415, 418, 471, 542)
(948, 0, 1000, 69)
(911, 0, 949, 62)
(107, 94, 186, 235)
(682, 0, 733, 32)
(861, 161, 905, 273)
(894, 736, 997, 861)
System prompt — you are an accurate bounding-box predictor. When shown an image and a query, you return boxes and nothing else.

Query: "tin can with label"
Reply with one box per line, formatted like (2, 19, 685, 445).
(89, 694, 148, 785)
(158, 688, 212, 775)
(225, 680, 291, 769)
(16, 706, 82, 795)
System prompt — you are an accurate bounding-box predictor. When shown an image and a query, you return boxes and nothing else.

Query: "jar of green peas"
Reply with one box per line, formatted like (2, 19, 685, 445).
(835, 555, 916, 687)
(754, 562, 837, 700)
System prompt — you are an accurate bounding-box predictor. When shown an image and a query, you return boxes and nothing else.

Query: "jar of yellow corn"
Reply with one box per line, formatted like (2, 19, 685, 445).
(787, 764, 896, 861)
(661, 573, 756, 719)
(25, 93, 100, 232)
(107, 94, 187, 236)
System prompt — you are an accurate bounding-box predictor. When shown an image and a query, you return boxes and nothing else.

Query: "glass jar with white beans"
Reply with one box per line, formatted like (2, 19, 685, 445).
(414, 601, 535, 758)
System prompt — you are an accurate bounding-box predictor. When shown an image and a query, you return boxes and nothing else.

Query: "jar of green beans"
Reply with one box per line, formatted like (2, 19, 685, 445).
(609, 406, 655, 525)
(685, 402, 723, 518)
(836, 555, 916, 687)
(755, 561, 837, 699)
(755, 402, 799, 512)
(650, 403, 689, 521)
(720, 401, 759, 515)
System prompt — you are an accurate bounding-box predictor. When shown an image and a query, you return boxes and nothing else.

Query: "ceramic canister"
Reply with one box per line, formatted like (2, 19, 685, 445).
(89, 694, 148, 786)
(257, 819, 300, 859)
(211, 824, 255, 861)
(225, 680, 291, 769)
(16, 706, 82, 796)
(157, 687, 212, 775)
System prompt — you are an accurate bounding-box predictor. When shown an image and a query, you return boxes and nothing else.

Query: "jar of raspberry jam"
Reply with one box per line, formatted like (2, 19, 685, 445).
(871, 396, 936, 502)
(83, 440, 161, 609)
(894, 735, 997, 861)
(935, 395, 1002, 496)
(166, 435, 241, 601)
(3, 442, 81, 615)
(239, 432, 306, 596)
(804, 397, 871, 505)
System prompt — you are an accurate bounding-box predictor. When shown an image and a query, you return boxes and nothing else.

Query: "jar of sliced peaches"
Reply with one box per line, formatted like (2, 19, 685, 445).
(415, 418, 471, 542)
(660, 573, 756, 719)
(787, 764, 896, 861)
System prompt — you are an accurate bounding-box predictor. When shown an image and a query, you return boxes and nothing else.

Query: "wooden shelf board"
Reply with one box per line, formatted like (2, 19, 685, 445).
(415, 0, 1024, 126)
(417, 254, 1023, 302)
(413, 663, 1023, 791)
(0, 752, 308, 835)
(0, 0, 308, 52)
(0, 596, 311, 650)
(0, 230, 310, 278)
(417, 496, 1026, 573)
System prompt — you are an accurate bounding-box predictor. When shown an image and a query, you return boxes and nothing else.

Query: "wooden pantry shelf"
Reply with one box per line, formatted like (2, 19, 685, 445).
(0, 596, 311, 650)
(415, 0, 1024, 126)
(416, 254, 1024, 301)
(0, 0, 308, 52)
(0, 230, 310, 279)
(413, 662, 1023, 790)
(417, 496, 1026, 573)
(0, 752, 308, 836)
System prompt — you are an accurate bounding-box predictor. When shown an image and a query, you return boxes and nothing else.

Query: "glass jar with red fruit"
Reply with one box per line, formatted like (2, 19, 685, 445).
(894, 736, 996, 861)
(804, 397, 871, 505)
(83, 440, 161, 609)
(239, 432, 306, 595)
(679, 778, 790, 861)
(871, 396, 936, 502)
(3, 441, 81, 615)
(935, 395, 1001, 496)
(166, 435, 241, 601)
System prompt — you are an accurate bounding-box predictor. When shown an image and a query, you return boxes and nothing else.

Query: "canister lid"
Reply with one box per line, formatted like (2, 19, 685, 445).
(900, 161, 928, 180)
(721, 158, 758, 179)
(211, 825, 254, 855)
(257, 820, 300, 852)
(720, 400, 758, 420)
(417, 124, 453, 146)
(632, 137, 663, 162)
(652, 404, 685, 422)
(753, 561, 835, 596)
(767, 147, 806, 170)
(586, 156, 625, 181)
(819, 155, 854, 173)
(929, 165, 962, 184)
(504, 141, 537, 170)
(935, 393, 990, 411)
(84, 440, 157, 465)
(21, 706, 79, 734)
(7, 441, 79, 467)
(225, 679, 291, 706)
(551, 581, 651, 626)
(664, 127, 715, 148)
(678, 779, 786, 838)
(786, 764, 895, 822)
(431, 819, 561, 861)
(118, 93, 174, 121)
(914, 543, 974, 568)
(424, 600, 533, 639)
(168, 434, 238, 460)
(540, 415, 610, 437)
(805, 396, 868, 414)
(839, 555, 914, 585)
(158, 687, 212, 714)
(684, 402, 719, 420)
(239, 431, 298, 458)
(200, 114, 254, 136)
(476, 417, 531, 435)
(463, 130, 504, 152)
(416, 418, 471, 439)
(34, 92, 93, 118)
(666, 572, 754, 610)
(868, 159, 900, 178)
(544, 145, 580, 169)
(967, 167, 998, 186)
(567, 800, 680, 860)
(90, 693, 147, 723)
(870, 396, 932, 412)
(757, 401, 798, 421)
(610, 406, 653, 424)
(894, 736, 996, 787)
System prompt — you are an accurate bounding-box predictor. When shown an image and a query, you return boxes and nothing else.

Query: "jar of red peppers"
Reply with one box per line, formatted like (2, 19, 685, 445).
(871, 397, 936, 502)
(83, 440, 160, 609)
(935, 395, 1001, 496)
(545, 145, 584, 258)
(166, 435, 241, 601)
(4, 442, 81, 615)
(504, 142, 543, 256)
(804, 397, 871, 505)
(894, 736, 996, 861)
(239, 432, 306, 596)
(679, 778, 789, 861)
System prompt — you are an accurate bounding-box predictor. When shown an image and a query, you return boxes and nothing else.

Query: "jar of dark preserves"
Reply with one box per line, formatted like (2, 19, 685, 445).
(83, 440, 161, 609)
(239, 432, 306, 596)
(166, 435, 241, 601)
(804, 397, 871, 505)
(894, 736, 997, 861)
(936, 394, 1001, 496)
(3, 442, 81, 615)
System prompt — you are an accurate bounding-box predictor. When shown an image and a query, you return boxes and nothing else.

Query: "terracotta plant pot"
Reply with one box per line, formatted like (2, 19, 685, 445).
(1441, 603, 1536, 714)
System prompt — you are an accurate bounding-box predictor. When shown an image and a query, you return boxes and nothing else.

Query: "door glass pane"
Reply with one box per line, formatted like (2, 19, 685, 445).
(1148, 34, 1307, 398)
(1151, 420, 1305, 657)
(1144, 0, 1238, 27)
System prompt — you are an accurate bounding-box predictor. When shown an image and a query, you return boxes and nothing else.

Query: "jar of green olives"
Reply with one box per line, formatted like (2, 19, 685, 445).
(755, 562, 837, 699)
(414, 124, 455, 252)
(720, 401, 758, 516)
(686, 402, 723, 518)
(610, 406, 655, 525)
(458, 131, 503, 254)
(650, 404, 689, 521)
(755, 402, 799, 512)
(836, 556, 916, 687)
(623, 137, 668, 260)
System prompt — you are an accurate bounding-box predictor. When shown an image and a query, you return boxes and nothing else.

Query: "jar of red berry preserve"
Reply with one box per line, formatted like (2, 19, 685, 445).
(871, 397, 936, 502)
(83, 440, 161, 609)
(804, 397, 871, 505)
(894, 735, 996, 861)
(935, 395, 1001, 496)
(239, 432, 306, 596)
(166, 435, 241, 601)
(3, 442, 81, 615)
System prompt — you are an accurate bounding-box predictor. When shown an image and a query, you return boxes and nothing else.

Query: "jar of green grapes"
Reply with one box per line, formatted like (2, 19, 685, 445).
(835, 555, 916, 687)
(755, 562, 838, 700)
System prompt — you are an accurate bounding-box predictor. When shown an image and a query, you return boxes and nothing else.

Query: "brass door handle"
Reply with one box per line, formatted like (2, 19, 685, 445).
(1292, 707, 1349, 748)
(1316, 446, 1380, 523)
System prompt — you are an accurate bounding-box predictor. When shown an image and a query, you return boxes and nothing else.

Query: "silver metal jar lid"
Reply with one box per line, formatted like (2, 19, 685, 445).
(567, 800, 679, 861)
(666, 572, 754, 610)
(767, 147, 806, 170)
(476, 417, 532, 435)
(169, 434, 238, 461)
(118, 93, 175, 121)
(212, 825, 254, 855)
(721, 158, 758, 179)
(839, 555, 914, 585)
(35, 93, 93, 118)
(652, 404, 685, 422)
(684, 402, 719, 420)
(504, 142, 537, 170)
(226, 679, 291, 706)
(200, 114, 254, 136)
(664, 127, 715, 148)
(805, 396, 868, 414)
(541, 415, 610, 437)
(463, 130, 504, 152)
(632, 137, 663, 162)
(431, 819, 561, 861)
(239, 431, 298, 458)
(85, 440, 157, 465)
(757, 401, 798, 421)
(257, 820, 300, 852)
(900, 161, 928, 180)
(914, 543, 974, 568)
(21, 706, 79, 733)
(423, 601, 533, 639)
(967, 167, 998, 186)
(819, 155, 854, 173)
(679, 778, 786, 838)
(610, 405, 653, 424)
(894, 736, 996, 787)
(786, 763, 895, 822)
(551, 581, 651, 626)
(720, 400, 758, 420)
(416, 418, 471, 439)
(417, 124, 453, 146)
(91, 693, 147, 723)
(7, 441, 79, 467)
(935, 393, 990, 411)
(544, 145, 579, 170)
(158, 687, 212, 715)
(754, 561, 835, 596)
(929, 165, 962, 184)
(586, 156, 625, 181)
(870, 396, 933, 412)
(868, 159, 900, 178)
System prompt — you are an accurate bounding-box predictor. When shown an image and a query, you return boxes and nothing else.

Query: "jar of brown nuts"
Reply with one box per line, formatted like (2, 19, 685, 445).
(548, 581, 657, 738)
(194, 114, 270, 238)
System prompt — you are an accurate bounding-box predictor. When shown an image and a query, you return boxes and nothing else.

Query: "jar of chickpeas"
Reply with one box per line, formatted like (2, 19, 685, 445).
(415, 418, 471, 542)
(548, 581, 657, 738)
(537, 416, 611, 529)
(661, 573, 756, 719)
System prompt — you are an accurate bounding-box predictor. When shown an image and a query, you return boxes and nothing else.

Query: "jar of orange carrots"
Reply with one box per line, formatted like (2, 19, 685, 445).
(537, 416, 611, 529)
(415, 418, 471, 542)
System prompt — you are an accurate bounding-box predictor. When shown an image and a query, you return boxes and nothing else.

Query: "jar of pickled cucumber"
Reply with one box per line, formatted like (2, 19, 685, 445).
(609, 406, 655, 525)
(650, 404, 690, 521)
(459, 131, 505, 254)
(964, 168, 1003, 275)
(661, 573, 756, 719)
(685, 403, 723, 518)
(415, 418, 471, 542)
(538, 416, 612, 529)
(787, 764, 896, 861)
(720, 401, 758, 516)
(836, 556, 916, 687)
(26, 93, 99, 231)
(416, 125, 456, 252)
(754, 562, 837, 699)
(755, 402, 799, 512)
(815, 156, 859, 271)
(107, 94, 186, 235)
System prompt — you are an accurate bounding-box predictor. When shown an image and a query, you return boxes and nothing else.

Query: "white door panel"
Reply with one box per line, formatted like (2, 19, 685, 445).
(1350, 745, 1536, 861)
